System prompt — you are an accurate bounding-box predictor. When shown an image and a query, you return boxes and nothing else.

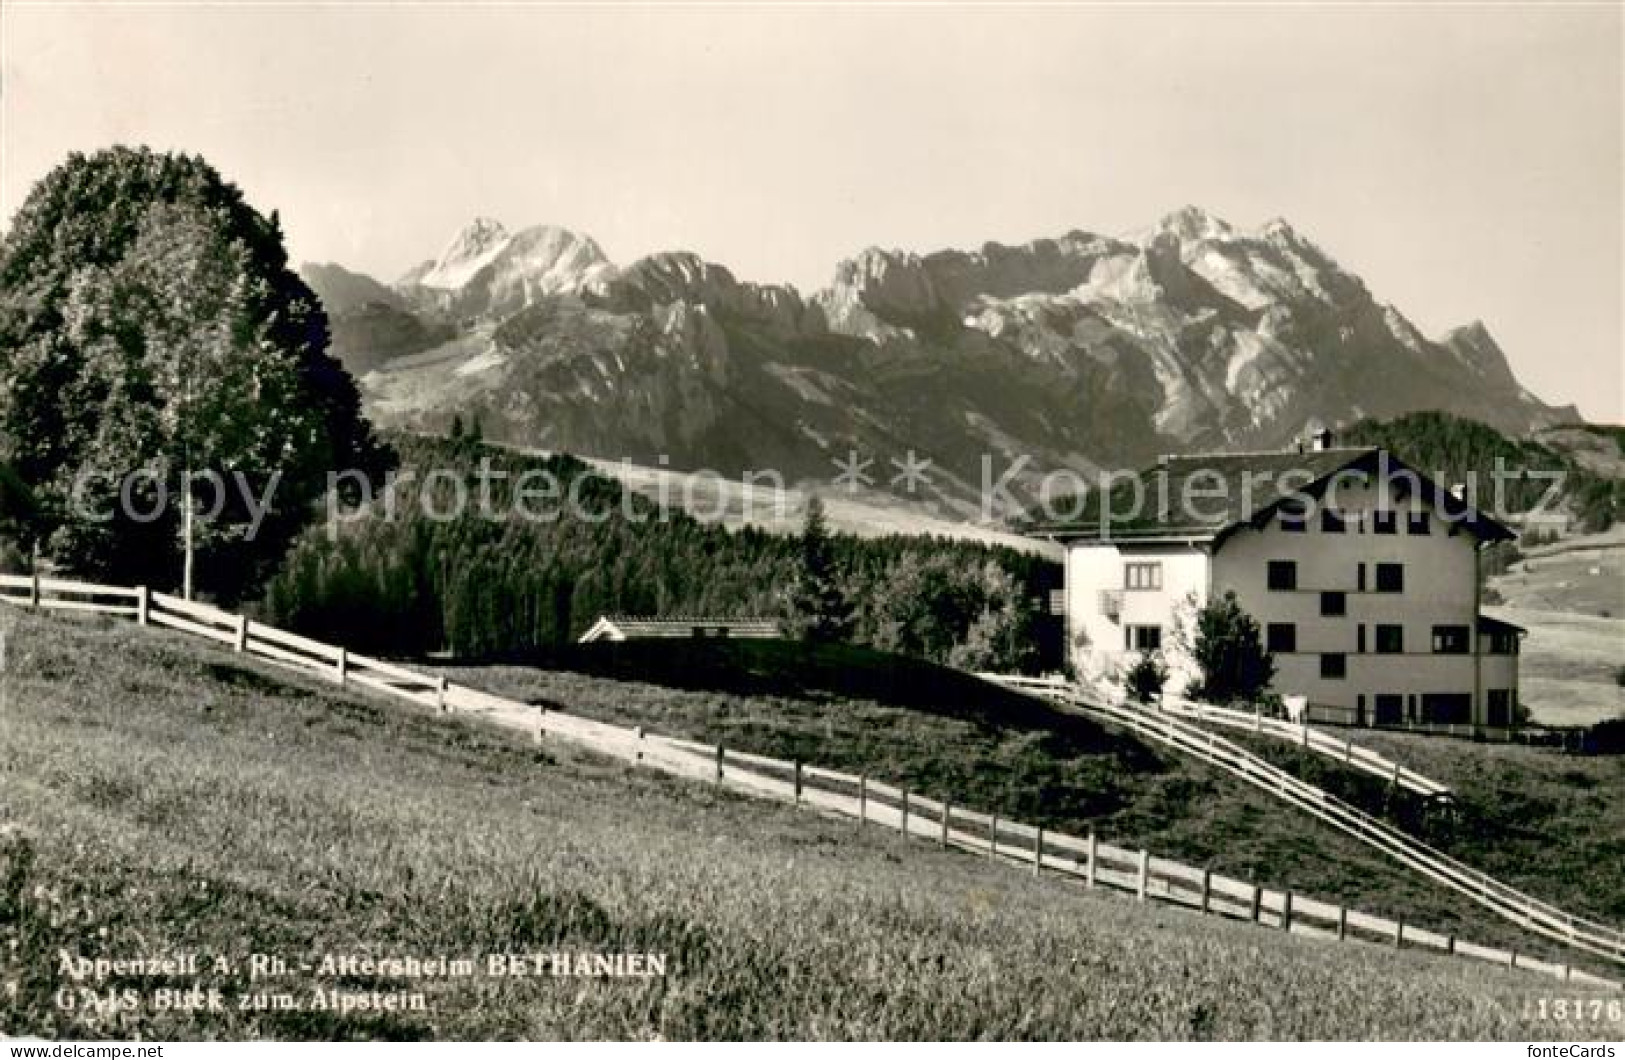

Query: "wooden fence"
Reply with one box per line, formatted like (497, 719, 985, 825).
(982, 673, 1625, 970)
(1145, 691, 1453, 799)
(1, 573, 1620, 992)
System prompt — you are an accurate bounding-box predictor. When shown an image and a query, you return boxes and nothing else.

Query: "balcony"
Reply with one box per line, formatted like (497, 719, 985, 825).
(1098, 589, 1123, 619)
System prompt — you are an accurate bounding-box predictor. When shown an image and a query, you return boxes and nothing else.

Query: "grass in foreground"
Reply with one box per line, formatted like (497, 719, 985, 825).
(0, 611, 1606, 1040)
(440, 640, 1620, 975)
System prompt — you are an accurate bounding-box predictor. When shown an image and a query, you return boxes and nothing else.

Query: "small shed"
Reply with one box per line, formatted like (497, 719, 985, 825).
(577, 615, 783, 644)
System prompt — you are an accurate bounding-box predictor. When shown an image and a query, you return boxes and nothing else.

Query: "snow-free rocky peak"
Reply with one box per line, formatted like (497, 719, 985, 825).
(321, 207, 1577, 508)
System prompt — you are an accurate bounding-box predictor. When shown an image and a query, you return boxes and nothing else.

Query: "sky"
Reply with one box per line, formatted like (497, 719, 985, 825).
(2, 2, 1621, 421)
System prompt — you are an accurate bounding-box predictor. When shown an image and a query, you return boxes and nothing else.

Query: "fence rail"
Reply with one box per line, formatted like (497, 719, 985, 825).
(1148, 692, 1453, 799)
(1, 575, 1620, 991)
(981, 674, 1625, 969)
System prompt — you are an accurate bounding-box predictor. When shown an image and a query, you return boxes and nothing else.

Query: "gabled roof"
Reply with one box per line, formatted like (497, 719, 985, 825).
(1027, 446, 1515, 546)
(578, 615, 784, 644)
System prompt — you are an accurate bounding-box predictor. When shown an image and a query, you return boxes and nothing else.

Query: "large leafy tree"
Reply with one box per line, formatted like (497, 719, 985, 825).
(0, 147, 392, 600)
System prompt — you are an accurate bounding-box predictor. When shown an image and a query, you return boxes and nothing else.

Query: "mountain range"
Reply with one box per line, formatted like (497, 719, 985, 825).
(301, 207, 1578, 518)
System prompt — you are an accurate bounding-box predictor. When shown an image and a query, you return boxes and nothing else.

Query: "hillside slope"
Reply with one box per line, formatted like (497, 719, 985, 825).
(0, 610, 1590, 1040)
(438, 639, 1622, 973)
(1345, 412, 1621, 533)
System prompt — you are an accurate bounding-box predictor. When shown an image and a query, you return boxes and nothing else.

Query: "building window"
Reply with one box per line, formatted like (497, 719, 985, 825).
(1372, 510, 1398, 535)
(1321, 508, 1347, 533)
(1125, 625, 1162, 652)
(1124, 562, 1163, 591)
(1320, 591, 1346, 616)
(1407, 511, 1430, 535)
(1486, 629, 1519, 655)
(1375, 562, 1404, 593)
(1375, 624, 1404, 654)
(1320, 652, 1347, 679)
(1431, 625, 1470, 654)
(1487, 689, 1513, 728)
(1422, 693, 1471, 725)
(1357, 563, 1367, 593)
(1374, 694, 1403, 725)
(1279, 501, 1307, 533)
(1266, 623, 1297, 653)
(1267, 560, 1298, 591)
(1356, 624, 1366, 653)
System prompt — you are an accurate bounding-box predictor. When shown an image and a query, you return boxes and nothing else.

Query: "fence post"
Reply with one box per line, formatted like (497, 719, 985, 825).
(989, 813, 998, 858)
(940, 801, 950, 847)
(29, 570, 40, 609)
(136, 586, 150, 626)
(234, 614, 248, 653)
(1507, 949, 1517, 969)
(858, 774, 867, 824)
(1394, 919, 1405, 949)
(1282, 891, 1294, 933)
(1033, 827, 1043, 877)
(1200, 869, 1212, 914)
(1344, 739, 1353, 764)
(1248, 884, 1262, 923)
(793, 760, 803, 804)
(634, 726, 645, 763)
(1300, 723, 1309, 749)
(436, 675, 449, 713)
(1253, 707, 1261, 733)
(1336, 906, 1347, 940)
(1085, 831, 1097, 889)
(716, 745, 725, 784)
(901, 789, 910, 839)
(1445, 934, 1455, 955)
(334, 648, 348, 686)
(533, 706, 545, 746)
(1136, 849, 1149, 901)
(1390, 762, 1402, 789)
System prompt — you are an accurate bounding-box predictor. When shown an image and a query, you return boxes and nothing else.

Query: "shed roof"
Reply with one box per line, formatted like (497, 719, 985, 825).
(579, 615, 784, 643)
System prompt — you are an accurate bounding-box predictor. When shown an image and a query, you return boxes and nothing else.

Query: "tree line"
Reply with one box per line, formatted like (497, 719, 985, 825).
(261, 435, 1061, 671)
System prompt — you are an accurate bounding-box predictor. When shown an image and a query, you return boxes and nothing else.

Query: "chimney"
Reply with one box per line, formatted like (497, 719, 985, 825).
(1310, 428, 1335, 452)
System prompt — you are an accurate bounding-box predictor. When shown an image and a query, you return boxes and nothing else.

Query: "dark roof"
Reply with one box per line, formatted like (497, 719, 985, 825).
(1027, 446, 1515, 545)
(1476, 614, 1527, 636)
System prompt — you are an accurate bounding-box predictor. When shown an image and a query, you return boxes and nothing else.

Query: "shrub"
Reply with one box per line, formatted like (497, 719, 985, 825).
(1123, 652, 1168, 705)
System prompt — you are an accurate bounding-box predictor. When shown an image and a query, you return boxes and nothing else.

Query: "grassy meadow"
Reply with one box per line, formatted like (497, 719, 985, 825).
(1484, 532, 1625, 728)
(0, 609, 1612, 1040)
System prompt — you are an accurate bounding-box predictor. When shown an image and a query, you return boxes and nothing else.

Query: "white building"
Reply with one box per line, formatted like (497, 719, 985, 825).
(1031, 432, 1522, 731)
